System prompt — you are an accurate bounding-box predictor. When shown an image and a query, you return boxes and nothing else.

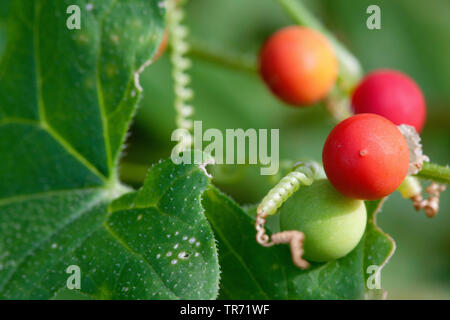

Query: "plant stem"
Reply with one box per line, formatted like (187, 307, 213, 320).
(275, 0, 362, 91)
(415, 162, 450, 185)
(180, 0, 363, 85)
(187, 38, 258, 73)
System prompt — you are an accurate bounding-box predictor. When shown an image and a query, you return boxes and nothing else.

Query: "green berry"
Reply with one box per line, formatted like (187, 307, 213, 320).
(279, 179, 367, 262)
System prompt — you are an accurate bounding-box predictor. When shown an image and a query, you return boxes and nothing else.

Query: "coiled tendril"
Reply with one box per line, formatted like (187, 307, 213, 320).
(167, 0, 194, 152)
(255, 162, 321, 269)
(398, 176, 446, 218)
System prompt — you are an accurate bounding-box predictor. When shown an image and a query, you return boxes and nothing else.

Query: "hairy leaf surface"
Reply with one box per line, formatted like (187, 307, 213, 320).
(0, 0, 220, 300)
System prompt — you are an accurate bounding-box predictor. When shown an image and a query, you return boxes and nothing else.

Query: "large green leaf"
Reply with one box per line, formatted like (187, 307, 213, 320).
(203, 185, 395, 299)
(0, 0, 164, 182)
(0, 158, 220, 299)
(0, 0, 220, 299)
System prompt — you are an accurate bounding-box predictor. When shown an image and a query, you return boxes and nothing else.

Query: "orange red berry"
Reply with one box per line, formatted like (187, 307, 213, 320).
(322, 114, 410, 200)
(259, 26, 338, 106)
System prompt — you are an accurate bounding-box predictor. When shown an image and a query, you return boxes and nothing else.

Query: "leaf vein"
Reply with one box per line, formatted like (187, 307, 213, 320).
(0, 191, 106, 292)
(103, 221, 180, 299)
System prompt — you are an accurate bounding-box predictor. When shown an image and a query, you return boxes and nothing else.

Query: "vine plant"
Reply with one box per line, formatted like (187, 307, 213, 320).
(165, 0, 450, 296)
(0, 0, 448, 301)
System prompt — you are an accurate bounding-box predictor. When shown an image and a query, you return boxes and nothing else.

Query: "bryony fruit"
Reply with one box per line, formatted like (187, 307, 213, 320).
(322, 113, 410, 200)
(259, 26, 338, 106)
(352, 69, 426, 132)
(279, 179, 367, 262)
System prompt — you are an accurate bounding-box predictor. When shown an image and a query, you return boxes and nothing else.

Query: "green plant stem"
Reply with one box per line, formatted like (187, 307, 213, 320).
(276, 0, 362, 91)
(187, 38, 258, 73)
(415, 162, 450, 185)
(177, 0, 363, 86)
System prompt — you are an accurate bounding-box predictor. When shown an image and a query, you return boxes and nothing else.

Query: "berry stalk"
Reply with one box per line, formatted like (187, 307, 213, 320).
(276, 0, 362, 91)
(415, 162, 450, 185)
(188, 38, 257, 73)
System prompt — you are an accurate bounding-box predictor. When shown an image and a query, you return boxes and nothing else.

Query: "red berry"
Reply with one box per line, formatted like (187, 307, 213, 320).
(322, 114, 409, 200)
(352, 69, 426, 132)
(259, 26, 338, 106)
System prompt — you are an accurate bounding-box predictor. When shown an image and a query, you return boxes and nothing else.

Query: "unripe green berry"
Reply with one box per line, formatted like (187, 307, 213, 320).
(279, 179, 367, 262)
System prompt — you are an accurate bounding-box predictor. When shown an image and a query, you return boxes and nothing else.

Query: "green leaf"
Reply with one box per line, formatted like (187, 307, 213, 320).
(0, 0, 165, 182)
(362, 199, 395, 299)
(0, 0, 220, 300)
(0, 159, 220, 299)
(202, 185, 395, 299)
(106, 159, 220, 299)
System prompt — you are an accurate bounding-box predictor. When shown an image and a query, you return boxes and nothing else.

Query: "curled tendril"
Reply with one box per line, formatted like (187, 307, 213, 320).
(257, 162, 320, 216)
(167, 0, 194, 152)
(255, 162, 321, 269)
(411, 182, 446, 218)
(398, 176, 446, 218)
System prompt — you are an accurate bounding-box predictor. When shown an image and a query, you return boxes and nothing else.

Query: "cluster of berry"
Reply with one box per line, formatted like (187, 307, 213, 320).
(156, 21, 434, 265)
(258, 26, 427, 264)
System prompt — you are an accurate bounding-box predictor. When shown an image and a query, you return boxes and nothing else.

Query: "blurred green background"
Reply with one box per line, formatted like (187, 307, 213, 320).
(1, 0, 449, 299)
